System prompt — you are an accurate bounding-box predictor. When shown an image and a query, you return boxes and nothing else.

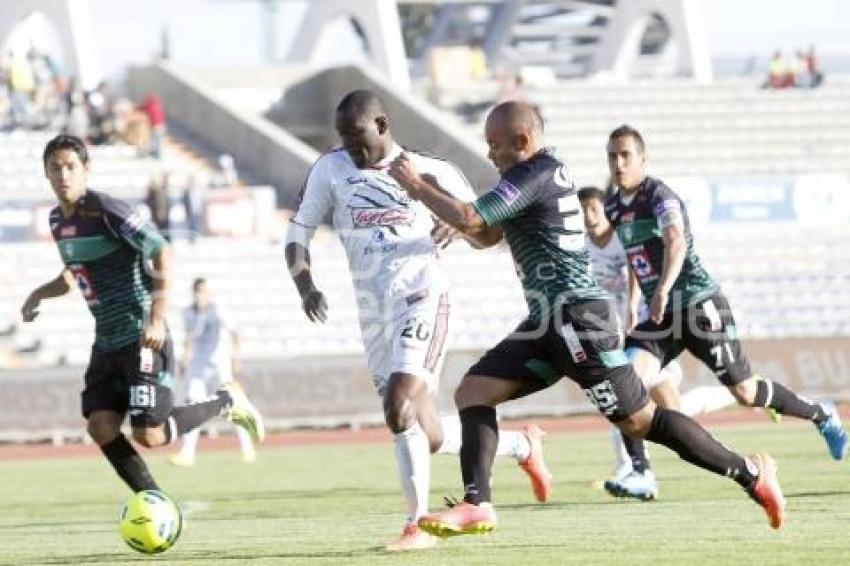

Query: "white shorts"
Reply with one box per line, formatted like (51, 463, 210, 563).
(360, 291, 450, 398)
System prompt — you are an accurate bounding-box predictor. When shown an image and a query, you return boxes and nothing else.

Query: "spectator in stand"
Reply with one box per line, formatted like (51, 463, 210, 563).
(87, 80, 115, 144)
(139, 92, 166, 159)
(8, 49, 35, 128)
(182, 174, 206, 243)
(763, 51, 794, 89)
(468, 39, 488, 82)
(64, 78, 89, 140)
(805, 46, 824, 88)
(145, 173, 171, 242)
(212, 154, 239, 187)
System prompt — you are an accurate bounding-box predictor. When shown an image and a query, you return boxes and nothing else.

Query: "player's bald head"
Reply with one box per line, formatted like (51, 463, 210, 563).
(335, 89, 387, 124)
(483, 101, 545, 173)
(486, 101, 544, 141)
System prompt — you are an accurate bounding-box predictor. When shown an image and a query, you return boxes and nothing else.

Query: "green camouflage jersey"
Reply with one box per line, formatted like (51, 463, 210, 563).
(49, 189, 168, 350)
(604, 176, 718, 312)
(473, 148, 606, 322)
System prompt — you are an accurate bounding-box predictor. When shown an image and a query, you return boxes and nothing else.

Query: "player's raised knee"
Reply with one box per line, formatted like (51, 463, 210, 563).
(132, 427, 167, 448)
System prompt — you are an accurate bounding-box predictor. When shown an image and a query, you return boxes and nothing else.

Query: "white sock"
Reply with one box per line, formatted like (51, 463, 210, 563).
(609, 427, 630, 472)
(235, 426, 254, 456)
(437, 415, 530, 461)
(393, 423, 431, 523)
(179, 428, 200, 458)
(680, 386, 737, 417)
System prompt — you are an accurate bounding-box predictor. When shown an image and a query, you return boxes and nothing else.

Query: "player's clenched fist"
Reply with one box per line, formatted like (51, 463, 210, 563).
(389, 152, 423, 198)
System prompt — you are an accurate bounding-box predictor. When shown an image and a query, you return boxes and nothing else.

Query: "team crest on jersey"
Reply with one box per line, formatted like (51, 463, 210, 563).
(60, 225, 77, 237)
(351, 208, 415, 229)
(494, 179, 520, 204)
(620, 212, 635, 222)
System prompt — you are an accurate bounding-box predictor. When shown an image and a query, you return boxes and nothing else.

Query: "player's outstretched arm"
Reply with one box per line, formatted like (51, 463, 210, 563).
(20, 268, 74, 322)
(389, 153, 503, 248)
(284, 240, 328, 323)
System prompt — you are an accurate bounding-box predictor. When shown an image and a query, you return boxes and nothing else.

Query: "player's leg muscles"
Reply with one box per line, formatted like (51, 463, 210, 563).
(455, 374, 525, 504)
(611, 370, 757, 489)
(91, 410, 159, 492)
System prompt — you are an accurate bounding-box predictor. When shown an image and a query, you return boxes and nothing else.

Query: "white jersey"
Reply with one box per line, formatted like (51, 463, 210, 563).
(182, 303, 234, 378)
(288, 143, 476, 319)
(586, 233, 630, 322)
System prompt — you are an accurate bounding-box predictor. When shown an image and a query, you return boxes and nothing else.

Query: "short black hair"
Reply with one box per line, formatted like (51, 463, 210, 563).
(192, 277, 206, 291)
(43, 134, 89, 168)
(578, 186, 607, 202)
(336, 89, 386, 120)
(608, 124, 646, 154)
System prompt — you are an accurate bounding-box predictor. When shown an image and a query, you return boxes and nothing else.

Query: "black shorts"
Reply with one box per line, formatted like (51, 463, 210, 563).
(81, 336, 175, 428)
(467, 298, 649, 422)
(625, 292, 752, 386)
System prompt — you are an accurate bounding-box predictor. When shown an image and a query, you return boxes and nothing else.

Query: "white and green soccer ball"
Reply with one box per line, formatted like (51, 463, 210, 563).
(119, 489, 183, 554)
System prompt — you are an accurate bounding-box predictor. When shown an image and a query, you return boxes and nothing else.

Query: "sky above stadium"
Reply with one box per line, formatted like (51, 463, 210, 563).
(6, 0, 850, 82)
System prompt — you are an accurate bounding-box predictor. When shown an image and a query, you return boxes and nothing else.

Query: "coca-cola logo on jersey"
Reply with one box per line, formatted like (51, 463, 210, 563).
(351, 208, 415, 228)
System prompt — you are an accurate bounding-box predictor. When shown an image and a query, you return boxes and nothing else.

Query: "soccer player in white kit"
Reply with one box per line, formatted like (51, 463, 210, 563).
(285, 90, 551, 551)
(170, 278, 256, 466)
(579, 186, 738, 498)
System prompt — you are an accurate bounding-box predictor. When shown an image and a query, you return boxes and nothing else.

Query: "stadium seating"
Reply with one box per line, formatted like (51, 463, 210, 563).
(440, 76, 850, 184)
(2, 220, 848, 367)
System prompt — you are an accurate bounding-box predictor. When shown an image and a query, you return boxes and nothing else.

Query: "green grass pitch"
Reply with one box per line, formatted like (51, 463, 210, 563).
(0, 420, 848, 565)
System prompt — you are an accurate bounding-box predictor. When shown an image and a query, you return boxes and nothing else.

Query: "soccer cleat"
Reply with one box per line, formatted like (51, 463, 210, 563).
(817, 402, 847, 461)
(766, 407, 782, 424)
(591, 463, 632, 491)
(219, 381, 265, 444)
(385, 523, 437, 551)
(746, 453, 786, 529)
(168, 453, 195, 467)
(417, 501, 497, 538)
(603, 469, 658, 501)
(518, 424, 553, 502)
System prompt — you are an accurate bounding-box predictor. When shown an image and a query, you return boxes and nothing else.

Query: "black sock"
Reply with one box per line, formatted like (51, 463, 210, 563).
(100, 434, 159, 492)
(164, 396, 228, 444)
(753, 378, 826, 424)
(646, 408, 757, 490)
(459, 406, 498, 505)
(622, 433, 650, 473)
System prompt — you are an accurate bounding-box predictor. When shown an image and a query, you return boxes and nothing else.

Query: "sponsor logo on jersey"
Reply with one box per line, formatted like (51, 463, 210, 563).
(60, 225, 76, 237)
(621, 212, 635, 222)
(69, 263, 100, 306)
(653, 199, 681, 216)
(493, 179, 521, 205)
(560, 322, 587, 362)
(139, 347, 154, 374)
(351, 208, 415, 229)
(628, 250, 654, 278)
(553, 166, 573, 188)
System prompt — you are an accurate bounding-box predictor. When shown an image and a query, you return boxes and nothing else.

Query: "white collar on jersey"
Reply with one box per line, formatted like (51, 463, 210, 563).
(619, 189, 637, 206)
(369, 143, 403, 170)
